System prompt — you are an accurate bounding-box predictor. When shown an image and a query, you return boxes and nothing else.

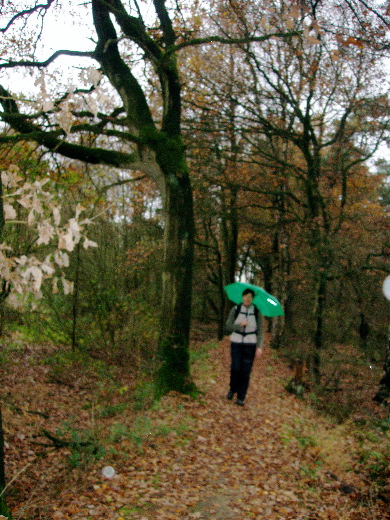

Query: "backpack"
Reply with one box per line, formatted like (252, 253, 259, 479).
(234, 303, 259, 325)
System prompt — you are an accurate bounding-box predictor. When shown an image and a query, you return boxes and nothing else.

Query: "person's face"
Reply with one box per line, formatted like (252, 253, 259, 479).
(242, 292, 253, 307)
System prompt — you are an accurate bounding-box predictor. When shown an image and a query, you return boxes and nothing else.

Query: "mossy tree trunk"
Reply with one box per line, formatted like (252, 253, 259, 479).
(91, 0, 197, 396)
(156, 167, 195, 396)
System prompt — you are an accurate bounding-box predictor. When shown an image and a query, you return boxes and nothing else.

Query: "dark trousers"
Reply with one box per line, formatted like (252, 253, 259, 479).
(229, 342, 256, 401)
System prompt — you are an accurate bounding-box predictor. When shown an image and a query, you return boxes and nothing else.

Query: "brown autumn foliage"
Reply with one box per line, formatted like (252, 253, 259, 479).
(2, 326, 389, 520)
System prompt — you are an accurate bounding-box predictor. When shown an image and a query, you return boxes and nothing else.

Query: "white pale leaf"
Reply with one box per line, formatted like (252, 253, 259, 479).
(56, 102, 73, 134)
(28, 210, 35, 226)
(58, 230, 75, 252)
(40, 259, 55, 276)
(62, 277, 74, 295)
(34, 178, 50, 190)
(53, 206, 61, 226)
(23, 266, 43, 292)
(83, 66, 103, 87)
(8, 164, 20, 174)
(69, 218, 81, 234)
(0, 252, 13, 279)
(15, 255, 28, 266)
(20, 181, 32, 190)
(80, 218, 92, 225)
(98, 92, 111, 106)
(34, 74, 46, 89)
(12, 281, 24, 294)
(87, 97, 99, 117)
(79, 69, 88, 85)
(17, 195, 31, 209)
(4, 204, 17, 220)
(52, 277, 59, 294)
(37, 221, 55, 245)
(54, 250, 70, 268)
(1, 172, 9, 187)
(91, 69, 103, 86)
(75, 204, 86, 219)
(42, 100, 55, 112)
(7, 294, 22, 309)
(7, 170, 23, 187)
(31, 197, 44, 214)
(83, 238, 98, 249)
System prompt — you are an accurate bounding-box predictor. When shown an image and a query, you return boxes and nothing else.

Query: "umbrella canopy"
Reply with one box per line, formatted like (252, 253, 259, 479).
(224, 282, 284, 317)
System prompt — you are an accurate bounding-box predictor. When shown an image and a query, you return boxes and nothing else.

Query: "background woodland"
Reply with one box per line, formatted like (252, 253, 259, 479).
(0, 0, 389, 518)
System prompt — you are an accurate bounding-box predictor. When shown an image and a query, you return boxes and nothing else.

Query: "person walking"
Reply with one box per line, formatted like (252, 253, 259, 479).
(225, 288, 263, 406)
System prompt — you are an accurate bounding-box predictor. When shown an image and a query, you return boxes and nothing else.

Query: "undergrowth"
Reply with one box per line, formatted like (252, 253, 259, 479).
(2, 327, 389, 518)
(281, 341, 390, 502)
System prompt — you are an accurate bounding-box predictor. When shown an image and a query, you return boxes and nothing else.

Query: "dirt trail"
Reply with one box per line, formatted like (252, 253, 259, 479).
(55, 339, 384, 520)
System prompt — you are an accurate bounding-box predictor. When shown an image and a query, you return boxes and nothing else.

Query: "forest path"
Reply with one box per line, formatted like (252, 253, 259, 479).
(58, 338, 383, 520)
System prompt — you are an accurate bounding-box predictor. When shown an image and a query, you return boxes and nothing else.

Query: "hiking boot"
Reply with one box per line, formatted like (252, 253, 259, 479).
(226, 390, 234, 400)
(235, 398, 245, 406)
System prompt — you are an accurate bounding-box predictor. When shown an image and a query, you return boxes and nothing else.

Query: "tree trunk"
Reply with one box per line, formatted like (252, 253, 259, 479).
(0, 177, 10, 519)
(216, 249, 226, 341)
(0, 407, 11, 518)
(312, 269, 327, 385)
(155, 168, 196, 397)
(305, 153, 332, 384)
(373, 326, 390, 404)
(71, 241, 81, 351)
(218, 187, 239, 337)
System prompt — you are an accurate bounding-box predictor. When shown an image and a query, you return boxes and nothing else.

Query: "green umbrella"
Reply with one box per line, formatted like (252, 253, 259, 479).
(224, 282, 284, 317)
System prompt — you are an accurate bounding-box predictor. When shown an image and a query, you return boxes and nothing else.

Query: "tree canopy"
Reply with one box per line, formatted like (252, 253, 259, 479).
(0, 0, 389, 388)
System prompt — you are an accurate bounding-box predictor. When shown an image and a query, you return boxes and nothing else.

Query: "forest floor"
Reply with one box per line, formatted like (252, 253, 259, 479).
(2, 329, 390, 520)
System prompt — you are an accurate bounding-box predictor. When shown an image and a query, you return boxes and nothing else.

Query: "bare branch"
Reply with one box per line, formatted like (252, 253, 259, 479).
(0, 0, 56, 33)
(168, 31, 301, 55)
(98, 174, 148, 194)
(0, 49, 94, 69)
(40, 429, 93, 450)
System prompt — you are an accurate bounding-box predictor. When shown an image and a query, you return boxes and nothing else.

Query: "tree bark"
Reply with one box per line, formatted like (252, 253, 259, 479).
(0, 177, 10, 518)
(373, 326, 390, 404)
(71, 241, 81, 351)
(0, 407, 11, 518)
(156, 167, 196, 396)
(92, 0, 196, 396)
(312, 268, 327, 384)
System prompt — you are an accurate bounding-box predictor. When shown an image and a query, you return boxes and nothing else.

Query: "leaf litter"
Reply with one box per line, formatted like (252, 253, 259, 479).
(2, 334, 389, 520)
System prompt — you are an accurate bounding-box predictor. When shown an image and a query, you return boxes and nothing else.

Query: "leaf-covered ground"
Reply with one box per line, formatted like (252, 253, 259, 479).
(2, 332, 389, 520)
